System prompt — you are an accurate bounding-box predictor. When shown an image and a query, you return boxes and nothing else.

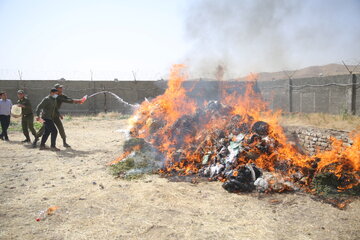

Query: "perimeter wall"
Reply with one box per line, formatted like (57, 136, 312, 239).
(0, 74, 358, 115)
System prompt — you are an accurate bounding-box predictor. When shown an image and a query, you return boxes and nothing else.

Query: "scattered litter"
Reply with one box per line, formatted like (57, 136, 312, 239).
(222, 164, 262, 193)
(35, 206, 60, 222)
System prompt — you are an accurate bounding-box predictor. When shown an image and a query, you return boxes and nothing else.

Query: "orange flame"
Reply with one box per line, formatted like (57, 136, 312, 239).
(129, 65, 360, 192)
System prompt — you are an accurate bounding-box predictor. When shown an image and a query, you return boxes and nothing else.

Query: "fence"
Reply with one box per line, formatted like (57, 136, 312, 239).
(257, 74, 359, 115)
(0, 73, 359, 115)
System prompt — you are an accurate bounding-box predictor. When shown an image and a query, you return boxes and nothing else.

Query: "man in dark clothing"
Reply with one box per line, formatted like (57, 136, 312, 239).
(0, 91, 13, 141)
(34, 83, 82, 148)
(36, 88, 60, 151)
(17, 90, 37, 143)
(53, 83, 83, 147)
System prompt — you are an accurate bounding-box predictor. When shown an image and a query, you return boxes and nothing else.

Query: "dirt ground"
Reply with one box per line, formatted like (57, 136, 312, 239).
(1, 116, 359, 240)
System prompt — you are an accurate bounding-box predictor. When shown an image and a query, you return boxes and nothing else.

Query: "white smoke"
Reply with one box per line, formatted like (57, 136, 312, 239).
(183, 0, 360, 79)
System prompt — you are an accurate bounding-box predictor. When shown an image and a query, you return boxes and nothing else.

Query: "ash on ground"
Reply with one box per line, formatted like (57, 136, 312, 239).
(110, 138, 164, 179)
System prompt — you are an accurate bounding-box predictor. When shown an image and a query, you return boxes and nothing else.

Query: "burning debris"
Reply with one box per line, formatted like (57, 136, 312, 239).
(112, 65, 359, 207)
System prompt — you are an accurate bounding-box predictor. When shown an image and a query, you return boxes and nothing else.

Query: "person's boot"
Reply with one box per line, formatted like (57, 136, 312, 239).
(22, 138, 31, 143)
(39, 145, 47, 150)
(0, 134, 3, 140)
(63, 139, 71, 148)
(50, 146, 60, 151)
(32, 137, 39, 148)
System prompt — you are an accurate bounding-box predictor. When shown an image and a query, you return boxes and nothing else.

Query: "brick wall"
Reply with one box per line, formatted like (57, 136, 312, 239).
(284, 126, 353, 155)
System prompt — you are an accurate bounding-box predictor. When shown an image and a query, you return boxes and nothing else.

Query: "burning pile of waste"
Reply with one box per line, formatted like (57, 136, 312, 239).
(111, 65, 359, 206)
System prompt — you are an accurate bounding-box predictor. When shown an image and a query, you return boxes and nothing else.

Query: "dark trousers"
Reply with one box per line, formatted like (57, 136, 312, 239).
(0, 115, 10, 140)
(22, 114, 37, 140)
(40, 119, 58, 147)
(37, 115, 66, 141)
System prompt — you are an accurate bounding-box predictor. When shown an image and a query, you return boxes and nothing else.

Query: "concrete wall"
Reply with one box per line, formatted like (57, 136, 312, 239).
(0, 74, 359, 115)
(257, 79, 290, 112)
(0, 80, 166, 114)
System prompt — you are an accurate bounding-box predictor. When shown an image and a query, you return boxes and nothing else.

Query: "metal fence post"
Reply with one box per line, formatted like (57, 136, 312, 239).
(289, 78, 293, 113)
(351, 74, 356, 115)
(88, 81, 92, 114)
(93, 81, 97, 114)
(104, 90, 107, 113)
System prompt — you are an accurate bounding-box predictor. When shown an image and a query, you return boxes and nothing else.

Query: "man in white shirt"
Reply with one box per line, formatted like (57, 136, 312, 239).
(0, 91, 13, 141)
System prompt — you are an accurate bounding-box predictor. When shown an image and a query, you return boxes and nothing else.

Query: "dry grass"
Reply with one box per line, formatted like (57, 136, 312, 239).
(280, 112, 360, 132)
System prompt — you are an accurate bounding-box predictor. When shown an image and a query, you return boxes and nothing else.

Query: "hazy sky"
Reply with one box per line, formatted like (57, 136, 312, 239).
(0, 0, 187, 80)
(0, 0, 359, 80)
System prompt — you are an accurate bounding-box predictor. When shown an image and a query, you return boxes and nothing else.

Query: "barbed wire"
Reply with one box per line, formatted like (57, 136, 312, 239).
(1, 62, 359, 93)
(0, 86, 162, 92)
(1, 81, 358, 92)
(259, 82, 360, 90)
(0, 68, 170, 81)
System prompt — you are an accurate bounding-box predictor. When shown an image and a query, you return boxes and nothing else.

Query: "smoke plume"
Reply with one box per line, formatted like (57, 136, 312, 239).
(183, 0, 360, 79)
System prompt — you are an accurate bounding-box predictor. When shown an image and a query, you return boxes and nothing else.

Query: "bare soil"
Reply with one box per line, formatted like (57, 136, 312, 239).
(1, 116, 359, 240)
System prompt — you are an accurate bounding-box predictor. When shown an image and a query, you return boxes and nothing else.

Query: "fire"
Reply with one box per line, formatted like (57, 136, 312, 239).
(107, 149, 134, 166)
(129, 64, 360, 193)
(107, 145, 142, 165)
(313, 133, 360, 190)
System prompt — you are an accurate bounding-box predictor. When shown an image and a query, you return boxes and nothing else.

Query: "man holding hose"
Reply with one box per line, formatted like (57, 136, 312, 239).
(33, 83, 83, 148)
(36, 88, 60, 151)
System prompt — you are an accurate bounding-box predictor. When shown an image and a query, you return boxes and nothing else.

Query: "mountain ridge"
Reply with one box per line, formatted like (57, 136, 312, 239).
(237, 63, 359, 81)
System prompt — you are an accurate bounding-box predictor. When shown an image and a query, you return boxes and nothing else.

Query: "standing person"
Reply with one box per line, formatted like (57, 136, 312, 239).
(17, 90, 37, 143)
(54, 83, 83, 147)
(33, 83, 82, 148)
(35, 88, 60, 151)
(0, 91, 13, 141)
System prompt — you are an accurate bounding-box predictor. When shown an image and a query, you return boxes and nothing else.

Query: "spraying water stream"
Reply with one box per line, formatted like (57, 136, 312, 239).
(86, 91, 139, 108)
